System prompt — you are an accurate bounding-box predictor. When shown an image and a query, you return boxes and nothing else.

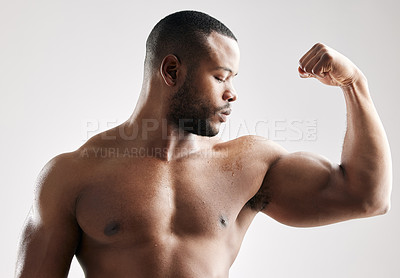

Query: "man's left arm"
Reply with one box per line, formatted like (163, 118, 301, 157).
(258, 43, 392, 227)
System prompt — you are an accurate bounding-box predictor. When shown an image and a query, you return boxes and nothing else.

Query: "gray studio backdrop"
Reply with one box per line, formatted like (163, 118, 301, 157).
(1, 0, 399, 277)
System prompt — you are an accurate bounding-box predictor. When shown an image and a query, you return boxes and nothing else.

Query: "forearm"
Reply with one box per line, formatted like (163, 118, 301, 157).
(340, 75, 392, 212)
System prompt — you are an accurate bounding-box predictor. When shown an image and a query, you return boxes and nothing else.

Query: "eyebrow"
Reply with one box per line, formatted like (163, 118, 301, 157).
(215, 66, 238, 76)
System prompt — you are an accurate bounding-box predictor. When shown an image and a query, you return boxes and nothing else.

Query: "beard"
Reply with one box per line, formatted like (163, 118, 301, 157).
(167, 73, 227, 137)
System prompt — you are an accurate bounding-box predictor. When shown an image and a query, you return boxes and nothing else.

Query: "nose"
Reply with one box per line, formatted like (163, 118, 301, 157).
(222, 85, 237, 102)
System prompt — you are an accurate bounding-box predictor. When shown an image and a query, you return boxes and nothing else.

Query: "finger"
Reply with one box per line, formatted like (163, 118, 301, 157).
(303, 51, 324, 76)
(299, 43, 319, 66)
(298, 43, 324, 68)
(312, 52, 333, 78)
(298, 66, 312, 78)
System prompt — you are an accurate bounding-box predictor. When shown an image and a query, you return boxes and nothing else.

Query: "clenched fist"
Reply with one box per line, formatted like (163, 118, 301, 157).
(298, 43, 366, 87)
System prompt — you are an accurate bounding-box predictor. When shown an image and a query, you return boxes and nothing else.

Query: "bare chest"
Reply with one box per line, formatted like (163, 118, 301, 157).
(75, 156, 254, 245)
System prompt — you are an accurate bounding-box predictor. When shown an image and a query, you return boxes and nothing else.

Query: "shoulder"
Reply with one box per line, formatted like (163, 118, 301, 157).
(212, 135, 287, 166)
(36, 152, 81, 187)
(213, 134, 285, 152)
(33, 151, 87, 218)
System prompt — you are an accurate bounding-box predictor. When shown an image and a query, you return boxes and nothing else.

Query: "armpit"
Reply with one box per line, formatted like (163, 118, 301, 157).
(246, 179, 271, 212)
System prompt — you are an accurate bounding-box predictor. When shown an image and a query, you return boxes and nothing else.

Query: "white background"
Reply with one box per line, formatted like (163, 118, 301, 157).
(1, 0, 399, 277)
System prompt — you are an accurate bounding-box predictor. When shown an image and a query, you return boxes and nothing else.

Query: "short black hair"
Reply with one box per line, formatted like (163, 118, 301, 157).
(145, 10, 237, 72)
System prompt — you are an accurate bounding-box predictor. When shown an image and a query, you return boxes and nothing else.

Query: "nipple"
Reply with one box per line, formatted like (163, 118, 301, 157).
(104, 221, 121, 236)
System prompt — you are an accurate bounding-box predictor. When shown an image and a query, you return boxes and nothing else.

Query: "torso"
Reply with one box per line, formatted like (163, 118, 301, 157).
(69, 128, 274, 278)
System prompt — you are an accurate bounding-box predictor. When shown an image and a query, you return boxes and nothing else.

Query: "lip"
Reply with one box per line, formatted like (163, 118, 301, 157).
(219, 113, 227, 122)
(221, 109, 231, 116)
(218, 109, 231, 122)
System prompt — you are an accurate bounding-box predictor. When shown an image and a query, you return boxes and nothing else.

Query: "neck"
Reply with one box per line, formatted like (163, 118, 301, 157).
(121, 83, 210, 161)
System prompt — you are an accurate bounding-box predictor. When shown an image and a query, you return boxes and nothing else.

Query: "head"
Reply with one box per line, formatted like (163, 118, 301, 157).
(145, 11, 240, 137)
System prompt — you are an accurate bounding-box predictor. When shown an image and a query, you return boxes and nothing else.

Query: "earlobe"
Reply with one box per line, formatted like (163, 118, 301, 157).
(160, 55, 180, 87)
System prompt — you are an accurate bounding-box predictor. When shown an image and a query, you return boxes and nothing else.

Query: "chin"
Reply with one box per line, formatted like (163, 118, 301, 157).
(175, 117, 221, 137)
(187, 122, 220, 137)
(202, 123, 220, 137)
(188, 128, 219, 137)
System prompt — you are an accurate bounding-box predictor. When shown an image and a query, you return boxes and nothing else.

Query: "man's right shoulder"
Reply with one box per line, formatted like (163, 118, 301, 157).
(37, 151, 85, 192)
(41, 130, 121, 185)
(30, 151, 87, 218)
(37, 137, 110, 189)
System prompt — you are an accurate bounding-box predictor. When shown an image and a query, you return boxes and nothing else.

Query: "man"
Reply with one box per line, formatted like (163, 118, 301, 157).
(15, 10, 391, 278)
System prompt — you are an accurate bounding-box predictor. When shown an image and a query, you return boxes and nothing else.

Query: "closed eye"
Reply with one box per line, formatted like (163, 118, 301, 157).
(214, 76, 225, 83)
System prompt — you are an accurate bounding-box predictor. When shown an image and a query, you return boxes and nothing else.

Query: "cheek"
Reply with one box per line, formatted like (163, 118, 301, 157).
(192, 75, 223, 106)
(202, 78, 222, 98)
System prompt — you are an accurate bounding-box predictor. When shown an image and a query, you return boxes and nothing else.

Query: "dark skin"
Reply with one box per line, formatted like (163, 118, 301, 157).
(15, 33, 391, 277)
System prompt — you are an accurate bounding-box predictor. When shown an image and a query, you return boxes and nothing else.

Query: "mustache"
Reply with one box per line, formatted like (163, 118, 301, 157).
(216, 103, 231, 112)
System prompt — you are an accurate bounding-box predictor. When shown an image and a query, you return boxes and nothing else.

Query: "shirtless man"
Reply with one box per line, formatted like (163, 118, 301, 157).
(15, 10, 392, 278)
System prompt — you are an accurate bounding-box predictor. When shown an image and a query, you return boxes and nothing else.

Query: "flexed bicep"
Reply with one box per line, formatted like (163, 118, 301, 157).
(260, 152, 368, 227)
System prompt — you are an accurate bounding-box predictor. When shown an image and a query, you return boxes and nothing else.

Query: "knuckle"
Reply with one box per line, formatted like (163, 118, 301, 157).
(322, 52, 333, 60)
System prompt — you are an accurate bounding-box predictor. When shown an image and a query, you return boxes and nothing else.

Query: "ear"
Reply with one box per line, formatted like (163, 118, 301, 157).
(160, 55, 181, 87)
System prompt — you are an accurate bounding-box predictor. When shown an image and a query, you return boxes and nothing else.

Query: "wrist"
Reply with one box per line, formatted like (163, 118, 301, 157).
(340, 71, 369, 95)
